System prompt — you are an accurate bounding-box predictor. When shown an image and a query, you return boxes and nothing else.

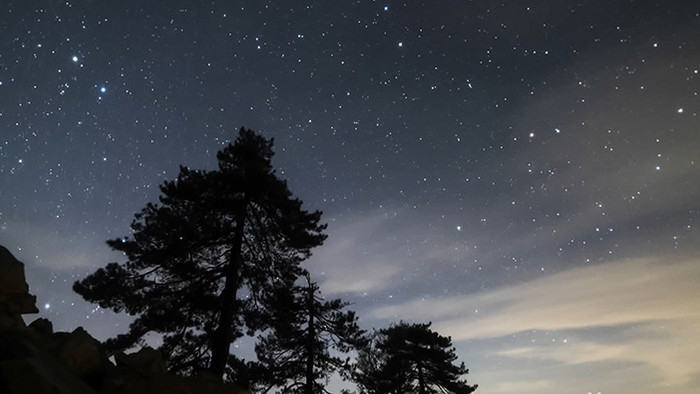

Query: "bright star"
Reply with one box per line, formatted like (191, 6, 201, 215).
(72, 56, 78, 62)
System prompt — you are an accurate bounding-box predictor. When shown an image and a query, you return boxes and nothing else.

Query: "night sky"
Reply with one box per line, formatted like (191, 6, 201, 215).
(2, 1, 700, 393)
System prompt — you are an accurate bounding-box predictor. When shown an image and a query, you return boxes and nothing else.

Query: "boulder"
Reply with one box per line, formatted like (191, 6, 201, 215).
(0, 246, 39, 328)
(46, 327, 113, 389)
(114, 347, 167, 375)
(102, 367, 248, 394)
(0, 328, 98, 394)
(105, 348, 247, 394)
(29, 317, 54, 335)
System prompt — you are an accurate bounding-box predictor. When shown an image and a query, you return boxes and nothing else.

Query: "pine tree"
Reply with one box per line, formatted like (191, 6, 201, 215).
(73, 128, 327, 380)
(255, 273, 365, 394)
(353, 322, 477, 394)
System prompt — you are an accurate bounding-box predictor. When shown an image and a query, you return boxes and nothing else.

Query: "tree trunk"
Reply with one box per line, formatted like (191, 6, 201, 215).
(209, 202, 247, 378)
(417, 363, 426, 394)
(304, 282, 315, 394)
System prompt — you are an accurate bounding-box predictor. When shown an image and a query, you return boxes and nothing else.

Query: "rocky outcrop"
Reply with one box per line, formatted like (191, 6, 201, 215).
(0, 326, 98, 394)
(114, 346, 167, 375)
(28, 317, 53, 335)
(103, 354, 248, 394)
(0, 246, 39, 328)
(46, 327, 113, 389)
(0, 245, 247, 394)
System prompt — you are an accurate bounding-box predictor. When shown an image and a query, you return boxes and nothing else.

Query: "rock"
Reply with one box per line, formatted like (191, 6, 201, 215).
(46, 327, 112, 390)
(102, 368, 248, 394)
(0, 246, 32, 294)
(29, 318, 54, 335)
(114, 347, 167, 375)
(0, 245, 39, 328)
(106, 348, 248, 394)
(0, 328, 98, 394)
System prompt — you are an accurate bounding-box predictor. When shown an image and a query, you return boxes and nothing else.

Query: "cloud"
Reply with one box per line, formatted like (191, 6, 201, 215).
(490, 380, 553, 393)
(1, 219, 122, 270)
(307, 211, 405, 294)
(369, 256, 700, 387)
(317, 253, 401, 294)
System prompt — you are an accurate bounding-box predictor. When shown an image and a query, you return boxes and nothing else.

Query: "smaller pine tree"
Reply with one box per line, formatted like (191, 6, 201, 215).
(255, 273, 365, 394)
(353, 322, 477, 394)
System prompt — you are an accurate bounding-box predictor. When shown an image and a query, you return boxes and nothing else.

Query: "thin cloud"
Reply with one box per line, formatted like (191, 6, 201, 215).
(2, 220, 121, 269)
(308, 211, 405, 294)
(370, 256, 700, 387)
(490, 380, 553, 393)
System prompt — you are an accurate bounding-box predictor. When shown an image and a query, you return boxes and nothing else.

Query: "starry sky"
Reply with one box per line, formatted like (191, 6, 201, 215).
(2, 1, 699, 393)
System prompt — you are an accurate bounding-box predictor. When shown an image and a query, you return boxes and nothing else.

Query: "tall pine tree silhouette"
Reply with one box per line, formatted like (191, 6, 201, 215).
(74, 128, 326, 380)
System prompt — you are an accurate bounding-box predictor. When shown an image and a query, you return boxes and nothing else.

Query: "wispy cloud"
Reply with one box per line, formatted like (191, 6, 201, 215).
(2, 220, 122, 270)
(489, 380, 553, 393)
(307, 211, 405, 294)
(370, 256, 700, 388)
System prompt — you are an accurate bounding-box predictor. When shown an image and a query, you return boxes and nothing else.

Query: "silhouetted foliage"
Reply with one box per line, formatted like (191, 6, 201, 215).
(73, 128, 327, 380)
(352, 322, 477, 394)
(255, 273, 365, 394)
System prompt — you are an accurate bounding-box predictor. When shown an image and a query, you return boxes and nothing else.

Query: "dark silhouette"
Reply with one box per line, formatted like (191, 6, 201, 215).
(73, 128, 327, 381)
(353, 322, 477, 394)
(255, 273, 365, 394)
